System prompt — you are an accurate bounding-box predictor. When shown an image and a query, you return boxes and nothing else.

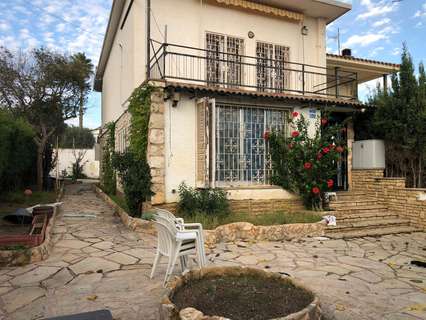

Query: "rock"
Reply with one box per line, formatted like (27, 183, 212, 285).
(180, 307, 204, 320)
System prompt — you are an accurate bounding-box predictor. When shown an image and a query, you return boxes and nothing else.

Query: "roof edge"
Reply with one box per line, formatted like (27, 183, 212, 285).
(326, 53, 400, 69)
(94, 0, 127, 91)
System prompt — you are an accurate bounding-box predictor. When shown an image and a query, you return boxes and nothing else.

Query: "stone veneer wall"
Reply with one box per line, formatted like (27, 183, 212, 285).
(147, 88, 166, 205)
(352, 169, 426, 230)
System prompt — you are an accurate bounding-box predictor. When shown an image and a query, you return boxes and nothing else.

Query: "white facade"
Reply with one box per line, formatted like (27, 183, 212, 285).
(51, 149, 100, 179)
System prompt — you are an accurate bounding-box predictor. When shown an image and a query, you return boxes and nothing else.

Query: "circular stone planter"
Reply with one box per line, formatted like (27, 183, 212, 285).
(160, 266, 321, 320)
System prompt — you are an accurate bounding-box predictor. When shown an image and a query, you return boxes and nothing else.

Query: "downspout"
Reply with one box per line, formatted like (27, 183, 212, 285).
(146, 0, 151, 80)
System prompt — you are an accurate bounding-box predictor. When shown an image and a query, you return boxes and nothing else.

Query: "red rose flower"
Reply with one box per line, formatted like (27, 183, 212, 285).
(316, 153, 323, 160)
(291, 131, 300, 138)
(321, 118, 328, 126)
(327, 179, 334, 188)
(322, 147, 330, 154)
(329, 144, 335, 149)
(263, 131, 270, 140)
(304, 162, 312, 170)
(335, 146, 344, 153)
(292, 111, 299, 117)
(312, 186, 320, 194)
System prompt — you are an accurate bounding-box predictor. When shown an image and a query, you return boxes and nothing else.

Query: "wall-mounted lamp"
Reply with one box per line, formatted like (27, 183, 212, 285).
(301, 26, 309, 36)
(248, 31, 255, 39)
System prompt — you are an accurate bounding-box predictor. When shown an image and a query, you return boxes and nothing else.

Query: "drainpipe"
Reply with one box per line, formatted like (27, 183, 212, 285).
(146, 0, 151, 80)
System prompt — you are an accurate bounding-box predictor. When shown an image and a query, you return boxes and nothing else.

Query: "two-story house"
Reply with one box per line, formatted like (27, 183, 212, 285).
(95, 0, 399, 209)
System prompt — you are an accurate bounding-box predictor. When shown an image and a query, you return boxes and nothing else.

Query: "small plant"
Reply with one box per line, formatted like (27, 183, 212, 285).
(70, 150, 87, 182)
(177, 182, 229, 216)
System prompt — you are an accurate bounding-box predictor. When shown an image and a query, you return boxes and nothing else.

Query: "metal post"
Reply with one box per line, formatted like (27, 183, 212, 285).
(302, 64, 305, 94)
(383, 74, 388, 96)
(335, 67, 340, 98)
(146, 0, 151, 80)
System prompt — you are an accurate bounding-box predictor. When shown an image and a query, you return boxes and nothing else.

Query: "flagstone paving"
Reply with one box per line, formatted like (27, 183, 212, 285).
(0, 183, 425, 320)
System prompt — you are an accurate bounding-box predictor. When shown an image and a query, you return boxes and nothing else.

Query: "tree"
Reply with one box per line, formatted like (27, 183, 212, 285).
(60, 125, 95, 149)
(359, 44, 426, 187)
(0, 47, 85, 190)
(71, 53, 93, 128)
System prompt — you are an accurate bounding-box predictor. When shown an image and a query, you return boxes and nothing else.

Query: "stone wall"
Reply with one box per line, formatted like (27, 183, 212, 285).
(147, 87, 166, 205)
(352, 169, 426, 230)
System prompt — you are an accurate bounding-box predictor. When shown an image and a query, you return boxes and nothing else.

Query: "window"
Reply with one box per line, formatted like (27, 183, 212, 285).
(215, 103, 288, 185)
(116, 128, 128, 153)
(256, 42, 290, 92)
(206, 32, 244, 87)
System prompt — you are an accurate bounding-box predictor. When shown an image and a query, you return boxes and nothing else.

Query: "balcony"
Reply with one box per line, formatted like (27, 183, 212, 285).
(149, 40, 359, 101)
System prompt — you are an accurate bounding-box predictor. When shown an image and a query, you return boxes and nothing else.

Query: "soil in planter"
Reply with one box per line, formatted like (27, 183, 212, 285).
(172, 274, 314, 320)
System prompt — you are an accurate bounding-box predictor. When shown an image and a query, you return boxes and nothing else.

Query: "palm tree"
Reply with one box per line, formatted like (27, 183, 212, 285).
(71, 53, 93, 128)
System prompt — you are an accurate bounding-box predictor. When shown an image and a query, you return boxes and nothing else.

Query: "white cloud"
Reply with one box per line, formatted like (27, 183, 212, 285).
(343, 33, 387, 48)
(369, 46, 384, 57)
(414, 3, 426, 18)
(357, 0, 398, 20)
(372, 18, 390, 28)
(0, 22, 10, 31)
(392, 47, 401, 56)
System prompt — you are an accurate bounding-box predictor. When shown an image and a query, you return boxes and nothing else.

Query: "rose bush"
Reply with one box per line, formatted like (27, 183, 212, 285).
(269, 111, 347, 210)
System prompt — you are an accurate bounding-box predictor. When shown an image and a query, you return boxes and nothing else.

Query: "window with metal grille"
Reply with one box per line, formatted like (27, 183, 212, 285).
(206, 32, 244, 87)
(256, 42, 290, 92)
(215, 103, 288, 185)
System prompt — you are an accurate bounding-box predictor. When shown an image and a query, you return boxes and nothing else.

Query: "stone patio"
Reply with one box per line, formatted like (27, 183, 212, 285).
(0, 183, 425, 320)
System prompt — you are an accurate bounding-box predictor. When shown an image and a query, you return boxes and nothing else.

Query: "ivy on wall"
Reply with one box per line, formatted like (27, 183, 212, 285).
(101, 121, 116, 195)
(112, 85, 154, 217)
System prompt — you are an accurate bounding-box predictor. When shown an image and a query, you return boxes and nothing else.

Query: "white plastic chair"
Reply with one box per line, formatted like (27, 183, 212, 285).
(155, 208, 207, 265)
(150, 218, 205, 285)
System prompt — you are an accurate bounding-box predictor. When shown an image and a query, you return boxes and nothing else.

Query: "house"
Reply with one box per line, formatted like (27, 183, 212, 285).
(95, 0, 399, 210)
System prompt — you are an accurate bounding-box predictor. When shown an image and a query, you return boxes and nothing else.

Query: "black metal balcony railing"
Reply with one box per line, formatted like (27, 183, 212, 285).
(149, 39, 358, 100)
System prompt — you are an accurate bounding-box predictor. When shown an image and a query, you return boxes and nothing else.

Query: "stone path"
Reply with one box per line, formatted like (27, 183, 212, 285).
(0, 184, 164, 320)
(1, 183, 425, 320)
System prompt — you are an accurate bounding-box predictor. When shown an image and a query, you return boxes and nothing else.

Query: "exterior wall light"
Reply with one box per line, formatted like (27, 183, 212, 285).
(301, 26, 309, 36)
(248, 31, 255, 39)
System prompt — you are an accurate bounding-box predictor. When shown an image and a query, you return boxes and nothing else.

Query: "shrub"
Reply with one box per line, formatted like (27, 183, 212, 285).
(112, 151, 153, 217)
(269, 112, 347, 210)
(0, 110, 36, 194)
(71, 150, 88, 181)
(177, 182, 229, 216)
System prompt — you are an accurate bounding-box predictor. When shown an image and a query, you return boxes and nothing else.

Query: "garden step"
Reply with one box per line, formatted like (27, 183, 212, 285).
(331, 195, 373, 202)
(336, 212, 399, 222)
(329, 199, 378, 209)
(326, 218, 411, 231)
(325, 226, 421, 239)
(331, 204, 388, 213)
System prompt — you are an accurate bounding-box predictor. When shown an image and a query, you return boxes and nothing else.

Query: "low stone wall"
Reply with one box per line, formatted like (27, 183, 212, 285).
(0, 186, 64, 267)
(204, 221, 326, 247)
(160, 267, 321, 320)
(352, 169, 426, 230)
(94, 185, 155, 235)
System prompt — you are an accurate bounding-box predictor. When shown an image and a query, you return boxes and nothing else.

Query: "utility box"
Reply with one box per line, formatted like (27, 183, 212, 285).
(353, 139, 385, 169)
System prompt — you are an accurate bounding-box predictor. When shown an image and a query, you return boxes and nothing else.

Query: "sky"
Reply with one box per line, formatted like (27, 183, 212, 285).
(0, 0, 425, 129)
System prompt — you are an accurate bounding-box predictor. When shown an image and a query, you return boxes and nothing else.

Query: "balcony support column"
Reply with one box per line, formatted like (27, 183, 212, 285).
(383, 74, 388, 96)
(335, 67, 340, 98)
(146, 0, 151, 80)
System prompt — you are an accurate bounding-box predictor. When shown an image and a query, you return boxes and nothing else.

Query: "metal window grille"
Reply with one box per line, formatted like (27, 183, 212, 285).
(206, 33, 244, 87)
(215, 103, 288, 185)
(256, 42, 290, 92)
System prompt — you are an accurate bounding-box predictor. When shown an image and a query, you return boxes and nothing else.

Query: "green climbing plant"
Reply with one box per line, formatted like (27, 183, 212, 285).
(112, 85, 154, 217)
(101, 121, 116, 195)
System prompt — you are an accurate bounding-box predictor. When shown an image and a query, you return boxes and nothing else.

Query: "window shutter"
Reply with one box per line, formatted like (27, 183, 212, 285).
(196, 98, 211, 188)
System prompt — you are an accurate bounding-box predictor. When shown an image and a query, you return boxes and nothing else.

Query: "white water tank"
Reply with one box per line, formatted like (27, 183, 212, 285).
(352, 139, 385, 169)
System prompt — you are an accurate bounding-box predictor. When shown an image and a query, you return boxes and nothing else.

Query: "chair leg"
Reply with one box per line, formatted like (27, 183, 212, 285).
(150, 251, 162, 279)
(164, 242, 182, 286)
(179, 256, 187, 272)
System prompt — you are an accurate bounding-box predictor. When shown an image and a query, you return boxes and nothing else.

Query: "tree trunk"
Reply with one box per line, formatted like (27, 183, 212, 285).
(36, 143, 44, 191)
(418, 155, 423, 188)
(79, 92, 83, 128)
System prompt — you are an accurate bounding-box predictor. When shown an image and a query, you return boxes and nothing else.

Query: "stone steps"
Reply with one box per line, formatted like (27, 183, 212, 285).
(326, 225, 420, 239)
(336, 211, 399, 223)
(330, 204, 388, 214)
(327, 218, 410, 231)
(330, 199, 378, 210)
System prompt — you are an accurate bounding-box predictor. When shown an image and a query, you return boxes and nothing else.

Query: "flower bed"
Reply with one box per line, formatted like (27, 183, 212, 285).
(0, 186, 64, 267)
(160, 266, 321, 320)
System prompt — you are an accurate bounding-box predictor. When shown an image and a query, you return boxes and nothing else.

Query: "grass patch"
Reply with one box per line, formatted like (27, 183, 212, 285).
(178, 211, 322, 230)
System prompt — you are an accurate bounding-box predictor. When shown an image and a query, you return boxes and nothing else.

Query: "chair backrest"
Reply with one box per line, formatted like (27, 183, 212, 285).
(155, 208, 184, 230)
(153, 220, 176, 257)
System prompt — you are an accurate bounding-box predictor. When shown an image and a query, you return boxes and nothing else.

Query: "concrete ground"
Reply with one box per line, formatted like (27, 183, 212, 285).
(0, 183, 425, 320)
